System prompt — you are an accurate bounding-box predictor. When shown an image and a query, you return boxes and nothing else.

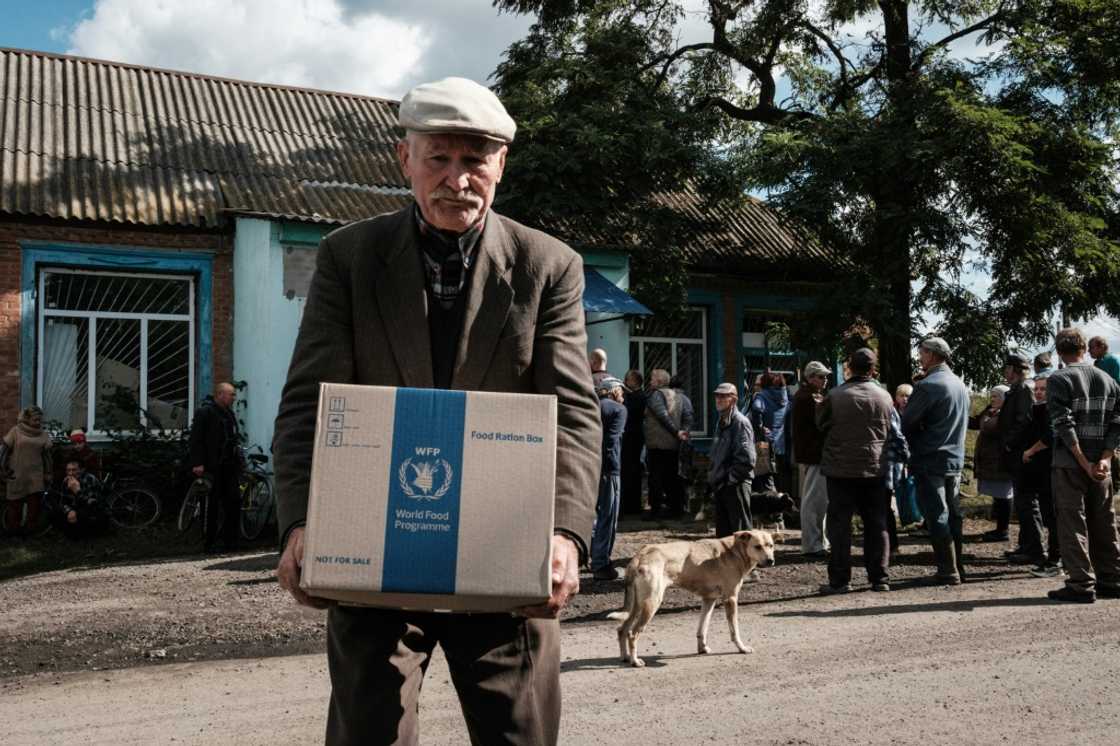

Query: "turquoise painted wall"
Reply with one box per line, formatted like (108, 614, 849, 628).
(232, 218, 314, 456)
(582, 250, 632, 380)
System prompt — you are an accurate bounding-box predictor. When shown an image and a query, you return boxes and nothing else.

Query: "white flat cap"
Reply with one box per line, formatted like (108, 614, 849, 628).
(398, 77, 516, 143)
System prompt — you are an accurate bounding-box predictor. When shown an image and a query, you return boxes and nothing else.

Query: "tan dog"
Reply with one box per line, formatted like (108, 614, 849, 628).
(610, 530, 775, 667)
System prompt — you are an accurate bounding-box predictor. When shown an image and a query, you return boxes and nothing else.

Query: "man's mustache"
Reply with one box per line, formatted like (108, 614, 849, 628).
(430, 189, 482, 206)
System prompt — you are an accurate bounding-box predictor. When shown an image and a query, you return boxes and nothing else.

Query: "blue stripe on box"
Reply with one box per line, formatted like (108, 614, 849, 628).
(381, 388, 465, 594)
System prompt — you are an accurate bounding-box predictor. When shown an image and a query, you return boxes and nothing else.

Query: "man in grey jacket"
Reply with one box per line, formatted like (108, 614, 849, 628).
(901, 337, 971, 585)
(1045, 328, 1120, 603)
(707, 382, 756, 536)
(817, 348, 895, 592)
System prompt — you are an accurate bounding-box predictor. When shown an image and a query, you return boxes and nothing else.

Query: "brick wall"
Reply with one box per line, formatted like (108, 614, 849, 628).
(0, 217, 233, 421)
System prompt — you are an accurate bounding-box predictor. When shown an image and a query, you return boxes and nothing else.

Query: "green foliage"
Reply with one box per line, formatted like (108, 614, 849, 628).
(493, 0, 1120, 387)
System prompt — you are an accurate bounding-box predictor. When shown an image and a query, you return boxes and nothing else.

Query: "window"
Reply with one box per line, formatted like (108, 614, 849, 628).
(37, 269, 194, 434)
(629, 307, 708, 434)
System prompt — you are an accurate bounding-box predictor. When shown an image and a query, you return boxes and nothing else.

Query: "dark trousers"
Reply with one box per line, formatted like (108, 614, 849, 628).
(1019, 481, 1059, 561)
(620, 436, 644, 515)
(646, 448, 683, 514)
(53, 507, 109, 540)
(1012, 472, 1046, 561)
(826, 477, 889, 587)
(205, 463, 240, 549)
(714, 482, 752, 537)
(326, 606, 560, 746)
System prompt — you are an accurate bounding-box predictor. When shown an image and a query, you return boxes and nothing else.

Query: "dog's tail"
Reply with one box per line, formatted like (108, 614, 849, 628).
(606, 569, 635, 622)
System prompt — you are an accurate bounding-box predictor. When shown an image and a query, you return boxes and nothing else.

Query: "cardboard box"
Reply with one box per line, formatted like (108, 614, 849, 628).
(301, 383, 557, 612)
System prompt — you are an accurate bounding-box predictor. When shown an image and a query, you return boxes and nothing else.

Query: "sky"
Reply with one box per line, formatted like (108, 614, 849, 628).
(1, 0, 1113, 347)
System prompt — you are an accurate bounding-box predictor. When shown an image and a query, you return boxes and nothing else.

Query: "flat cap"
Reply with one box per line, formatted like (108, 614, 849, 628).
(919, 336, 952, 360)
(398, 77, 516, 143)
(713, 382, 738, 395)
(596, 377, 625, 396)
(804, 361, 831, 378)
(850, 348, 877, 370)
(1004, 351, 1031, 371)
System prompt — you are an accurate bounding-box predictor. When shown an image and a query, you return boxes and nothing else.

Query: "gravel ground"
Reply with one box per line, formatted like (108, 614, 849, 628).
(0, 515, 1038, 681)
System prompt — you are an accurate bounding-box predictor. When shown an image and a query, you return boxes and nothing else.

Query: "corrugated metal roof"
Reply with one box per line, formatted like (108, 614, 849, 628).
(0, 47, 409, 227)
(0, 47, 830, 273)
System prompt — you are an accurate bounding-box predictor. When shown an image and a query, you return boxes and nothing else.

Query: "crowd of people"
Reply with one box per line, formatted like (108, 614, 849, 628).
(586, 328, 1120, 603)
(0, 381, 245, 551)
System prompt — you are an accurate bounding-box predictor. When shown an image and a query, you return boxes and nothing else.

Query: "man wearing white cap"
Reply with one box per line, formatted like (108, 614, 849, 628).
(273, 77, 601, 745)
(707, 382, 757, 536)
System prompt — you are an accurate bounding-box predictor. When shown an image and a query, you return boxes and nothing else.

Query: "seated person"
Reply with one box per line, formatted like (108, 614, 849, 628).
(54, 460, 109, 539)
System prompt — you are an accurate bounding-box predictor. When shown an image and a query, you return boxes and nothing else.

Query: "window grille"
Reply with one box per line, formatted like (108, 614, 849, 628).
(37, 269, 194, 434)
(629, 307, 708, 435)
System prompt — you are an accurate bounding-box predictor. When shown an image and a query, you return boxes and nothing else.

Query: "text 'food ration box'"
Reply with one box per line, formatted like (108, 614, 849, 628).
(301, 383, 557, 612)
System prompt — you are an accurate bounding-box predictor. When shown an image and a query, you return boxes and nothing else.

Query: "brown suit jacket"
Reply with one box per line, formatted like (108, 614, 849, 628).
(272, 206, 601, 555)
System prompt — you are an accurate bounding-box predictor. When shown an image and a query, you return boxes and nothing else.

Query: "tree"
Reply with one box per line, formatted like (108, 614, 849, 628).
(492, 0, 1120, 389)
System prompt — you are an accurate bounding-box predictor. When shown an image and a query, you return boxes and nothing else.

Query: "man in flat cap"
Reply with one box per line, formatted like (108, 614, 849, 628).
(999, 351, 1048, 566)
(273, 77, 600, 745)
(901, 337, 971, 585)
(707, 382, 757, 537)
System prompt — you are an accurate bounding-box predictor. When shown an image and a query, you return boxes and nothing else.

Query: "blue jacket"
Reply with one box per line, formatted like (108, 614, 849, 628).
(599, 398, 627, 476)
(750, 387, 789, 456)
(900, 364, 970, 475)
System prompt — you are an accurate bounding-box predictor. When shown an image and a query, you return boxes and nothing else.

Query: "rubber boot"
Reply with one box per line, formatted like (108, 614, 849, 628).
(982, 499, 1010, 541)
(954, 536, 967, 583)
(931, 536, 961, 585)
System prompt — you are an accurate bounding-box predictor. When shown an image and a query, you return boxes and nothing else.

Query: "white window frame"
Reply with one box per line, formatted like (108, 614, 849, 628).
(630, 306, 708, 435)
(36, 268, 195, 436)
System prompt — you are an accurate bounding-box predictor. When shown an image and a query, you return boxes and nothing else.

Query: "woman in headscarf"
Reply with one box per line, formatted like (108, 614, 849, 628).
(970, 386, 1013, 542)
(2, 406, 54, 534)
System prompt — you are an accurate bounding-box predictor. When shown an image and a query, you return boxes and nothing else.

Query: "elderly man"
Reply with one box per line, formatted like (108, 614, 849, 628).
(591, 376, 627, 580)
(273, 78, 601, 744)
(791, 361, 830, 557)
(707, 382, 756, 536)
(817, 349, 895, 593)
(1089, 336, 1120, 384)
(901, 337, 971, 585)
(55, 459, 109, 540)
(1045, 328, 1120, 603)
(589, 347, 611, 387)
(189, 381, 242, 553)
(643, 368, 692, 519)
(999, 352, 1047, 566)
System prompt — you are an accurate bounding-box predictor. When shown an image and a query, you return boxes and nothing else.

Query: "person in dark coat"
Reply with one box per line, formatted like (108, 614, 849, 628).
(620, 369, 646, 516)
(707, 382, 756, 537)
(54, 459, 109, 540)
(591, 377, 627, 580)
(971, 386, 1014, 542)
(1023, 370, 1062, 577)
(790, 362, 829, 556)
(188, 382, 242, 553)
(999, 352, 1046, 565)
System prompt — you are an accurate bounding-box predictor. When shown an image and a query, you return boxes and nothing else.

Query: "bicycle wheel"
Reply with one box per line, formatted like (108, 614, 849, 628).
(108, 486, 161, 528)
(178, 481, 207, 532)
(240, 476, 274, 541)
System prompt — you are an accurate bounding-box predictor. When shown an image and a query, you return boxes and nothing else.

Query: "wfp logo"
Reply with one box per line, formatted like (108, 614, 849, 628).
(398, 447, 453, 501)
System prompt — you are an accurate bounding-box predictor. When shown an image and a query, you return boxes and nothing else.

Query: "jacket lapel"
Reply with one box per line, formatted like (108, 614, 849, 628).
(452, 214, 515, 390)
(373, 208, 435, 388)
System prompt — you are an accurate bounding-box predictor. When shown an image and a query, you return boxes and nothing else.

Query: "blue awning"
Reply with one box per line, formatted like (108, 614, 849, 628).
(582, 269, 652, 316)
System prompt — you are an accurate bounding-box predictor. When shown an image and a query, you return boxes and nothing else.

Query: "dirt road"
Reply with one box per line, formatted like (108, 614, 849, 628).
(5, 564, 1120, 744)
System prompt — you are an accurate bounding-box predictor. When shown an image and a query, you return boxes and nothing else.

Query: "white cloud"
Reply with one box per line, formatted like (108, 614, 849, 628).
(66, 0, 430, 98)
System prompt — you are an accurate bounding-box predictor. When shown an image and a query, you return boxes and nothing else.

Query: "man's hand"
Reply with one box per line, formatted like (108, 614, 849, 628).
(66, 510, 77, 524)
(518, 534, 580, 619)
(191, 465, 205, 478)
(276, 527, 331, 610)
(677, 430, 690, 441)
(1093, 459, 1111, 482)
(65, 476, 80, 494)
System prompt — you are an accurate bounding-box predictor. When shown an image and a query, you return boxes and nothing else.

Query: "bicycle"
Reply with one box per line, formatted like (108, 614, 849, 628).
(0, 489, 67, 537)
(102, 472, 162, 529)
(178, 475, 212, 536)
(239, 451, 275, 541)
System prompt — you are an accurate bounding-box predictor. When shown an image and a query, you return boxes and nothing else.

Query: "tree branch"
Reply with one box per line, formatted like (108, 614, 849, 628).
(641, 42, 718, 90)
(692, 96, 816, 124)
(913, 10, 1005, 70)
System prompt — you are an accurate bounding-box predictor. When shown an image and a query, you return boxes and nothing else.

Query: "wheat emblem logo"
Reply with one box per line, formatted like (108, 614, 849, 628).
(398, 458, 453, 501)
